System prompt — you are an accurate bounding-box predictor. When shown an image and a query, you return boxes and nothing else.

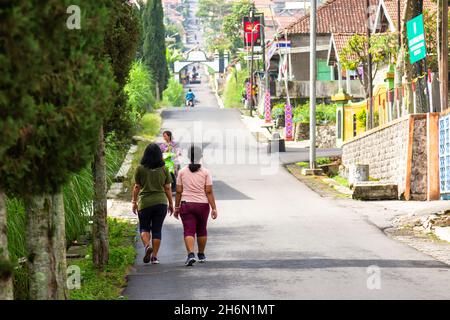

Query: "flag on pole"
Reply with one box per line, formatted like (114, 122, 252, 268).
(266, 41, 277, 71)
(264, 90, 272, 123)
(285, 104, 293, 141)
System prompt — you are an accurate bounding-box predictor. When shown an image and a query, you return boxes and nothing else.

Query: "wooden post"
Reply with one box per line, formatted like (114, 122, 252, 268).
(404, 115, 415, 200)
(439, 0, 448, 110)
(427, 113, 440, 200)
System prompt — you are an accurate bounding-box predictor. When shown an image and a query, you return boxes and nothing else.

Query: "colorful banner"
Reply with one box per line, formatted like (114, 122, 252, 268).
(265, 41, 277, 70)
(243, 16, 261, 48)
(285, 104, 293, 141)
(264, 90, 271, 123)
(246, 82, 252, 100)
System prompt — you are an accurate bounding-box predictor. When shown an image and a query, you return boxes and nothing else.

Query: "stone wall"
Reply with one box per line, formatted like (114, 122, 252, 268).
(295, 123, 309, 141)
(294, 123, 336, 149)
(316, 125, 336, 149)
(342, 117, 410, 197)
(410, 118, 428, 200)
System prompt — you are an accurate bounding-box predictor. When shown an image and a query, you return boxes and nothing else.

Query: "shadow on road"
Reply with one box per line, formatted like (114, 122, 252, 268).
(179, 258, 449, 270)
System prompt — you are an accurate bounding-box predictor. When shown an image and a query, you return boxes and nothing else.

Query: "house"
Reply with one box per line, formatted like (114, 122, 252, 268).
(270, 0, 377, 99)
(335, 0, 442, 147)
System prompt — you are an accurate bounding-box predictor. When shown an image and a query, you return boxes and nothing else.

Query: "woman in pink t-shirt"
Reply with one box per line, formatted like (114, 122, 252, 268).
(175, 145, 218, 266)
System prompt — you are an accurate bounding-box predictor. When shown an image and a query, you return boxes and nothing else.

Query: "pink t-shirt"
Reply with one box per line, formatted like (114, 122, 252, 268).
(177, 166, 213, 203)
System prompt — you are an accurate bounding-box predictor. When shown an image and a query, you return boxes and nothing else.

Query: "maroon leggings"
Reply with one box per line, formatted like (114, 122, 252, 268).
(180, 202, 210, 237)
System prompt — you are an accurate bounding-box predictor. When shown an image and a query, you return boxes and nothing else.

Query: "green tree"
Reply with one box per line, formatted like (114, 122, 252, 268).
(222, 0, 253, 53)
(0, 0, 115, 299)
(92, 0, 141, 270)
(340, 33, 398, 98)
(197, 0, 231, 32)
(142, 0, 168, 98)
(163, 78, 185, 107)
(125, 60, 156, 114)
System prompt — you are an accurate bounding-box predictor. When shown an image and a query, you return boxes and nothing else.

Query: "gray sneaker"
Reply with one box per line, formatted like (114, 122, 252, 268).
(197, 253, 207, 263)
(185, 252, 196, 266)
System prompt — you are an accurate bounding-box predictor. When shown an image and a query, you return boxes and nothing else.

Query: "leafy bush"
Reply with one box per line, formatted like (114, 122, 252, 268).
(316, 157, 332, 165)
(139, 113, 162, 139)
(356, 108, 366, 128)
(356, 108, 379, 129)
(125, 60, 156, 114)
(271, 103, 285, 119)
(293, 103, 337, 125)
(223, 68, 247, 109)
(293, 105, 311, 123)
(163, 77, 184, 107)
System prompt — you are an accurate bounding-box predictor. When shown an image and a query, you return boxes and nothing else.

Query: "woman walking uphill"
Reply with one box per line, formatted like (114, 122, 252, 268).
(175, 145, 218, 266)
(132, 143, 174, 264)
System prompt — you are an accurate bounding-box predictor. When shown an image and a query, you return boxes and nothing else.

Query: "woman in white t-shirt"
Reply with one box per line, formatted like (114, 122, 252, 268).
(174, 145, 218, 266)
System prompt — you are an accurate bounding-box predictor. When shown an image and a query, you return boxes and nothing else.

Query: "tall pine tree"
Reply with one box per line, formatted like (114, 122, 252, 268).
(92, 0, 140, 271)
(142, 0, 168, 98)
(0, 0, 115, 299)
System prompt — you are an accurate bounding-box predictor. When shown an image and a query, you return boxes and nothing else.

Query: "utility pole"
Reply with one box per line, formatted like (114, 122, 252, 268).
(397, 0, 401, 46)
(249, 5, 255, 117)
(310, 0, 317, 169)
(261, 12, 271, 123)
(367, 0, 374, 129)
(440, 0, 448, 110)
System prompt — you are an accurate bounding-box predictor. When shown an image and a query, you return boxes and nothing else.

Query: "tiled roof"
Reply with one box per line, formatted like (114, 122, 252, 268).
(329, 33, 363, 64)
(286, 0, 379, 35)
(382, 0, 437, 29)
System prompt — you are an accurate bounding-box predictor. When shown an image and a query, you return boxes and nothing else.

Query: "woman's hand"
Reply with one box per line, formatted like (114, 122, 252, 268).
(211, 208, 218, 220)
(168, 203, 174, 216)
(132, 202, 138, 215)
(174, 207, 180, 220)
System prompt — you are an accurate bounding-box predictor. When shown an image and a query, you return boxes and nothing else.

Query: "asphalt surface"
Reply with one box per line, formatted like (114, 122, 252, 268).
(123, 79, 450, 300)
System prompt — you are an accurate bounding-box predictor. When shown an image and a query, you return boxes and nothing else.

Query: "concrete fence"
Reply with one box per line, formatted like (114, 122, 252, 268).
(342, 114, 440, 201)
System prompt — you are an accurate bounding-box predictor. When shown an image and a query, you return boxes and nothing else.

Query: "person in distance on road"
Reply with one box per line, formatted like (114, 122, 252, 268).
(185, 88, 195, 107)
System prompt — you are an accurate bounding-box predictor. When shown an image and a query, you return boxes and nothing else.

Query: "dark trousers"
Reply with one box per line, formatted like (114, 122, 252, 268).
(138, 204, 168, 239)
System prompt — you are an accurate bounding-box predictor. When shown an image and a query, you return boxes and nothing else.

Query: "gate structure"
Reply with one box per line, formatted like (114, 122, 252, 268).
(174, 49, 228, 80)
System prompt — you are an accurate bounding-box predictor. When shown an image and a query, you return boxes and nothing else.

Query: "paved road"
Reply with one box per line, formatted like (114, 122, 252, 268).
(123, 79, 450, 300)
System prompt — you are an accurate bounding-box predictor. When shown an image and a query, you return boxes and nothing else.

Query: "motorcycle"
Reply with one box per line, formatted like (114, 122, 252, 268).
(186, 99, 195, 107)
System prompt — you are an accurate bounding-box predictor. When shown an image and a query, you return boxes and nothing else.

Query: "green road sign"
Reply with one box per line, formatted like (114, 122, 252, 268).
(406, 14, 427, 64)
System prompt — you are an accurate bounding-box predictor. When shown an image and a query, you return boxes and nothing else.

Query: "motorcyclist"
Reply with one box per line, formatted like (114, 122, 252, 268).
(185, 89, 195, 107)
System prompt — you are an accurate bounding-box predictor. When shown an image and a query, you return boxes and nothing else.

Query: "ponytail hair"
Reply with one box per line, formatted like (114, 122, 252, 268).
(188, 144, 203, 173)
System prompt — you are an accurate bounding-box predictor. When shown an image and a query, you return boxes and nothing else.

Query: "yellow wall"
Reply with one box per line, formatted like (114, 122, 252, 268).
(373, 85, 390, 126)
(342, 84, 391, 142)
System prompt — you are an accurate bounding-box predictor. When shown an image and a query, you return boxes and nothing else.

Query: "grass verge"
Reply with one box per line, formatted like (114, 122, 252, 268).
(139, 113, 162, 140)
(331, 175, 349, 188)
(223, 69, 247, 109)
(69, 218, 136, 300)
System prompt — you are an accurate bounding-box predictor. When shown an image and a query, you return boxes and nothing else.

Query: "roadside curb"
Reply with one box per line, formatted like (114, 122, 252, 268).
(215, 92, 225, 109)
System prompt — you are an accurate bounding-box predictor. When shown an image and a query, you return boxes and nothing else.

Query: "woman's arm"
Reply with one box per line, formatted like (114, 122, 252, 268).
(132, 184, 141, 214)
(164, 184, 174, 215)
(174, 184, 183, 220)
(205, 185, 218, 219)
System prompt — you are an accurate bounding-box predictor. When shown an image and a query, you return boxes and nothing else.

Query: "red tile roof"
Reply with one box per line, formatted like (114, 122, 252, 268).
(382, 0, 437, 29)
(329, 33, 363, 64)
(286, 0, 378, 35)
